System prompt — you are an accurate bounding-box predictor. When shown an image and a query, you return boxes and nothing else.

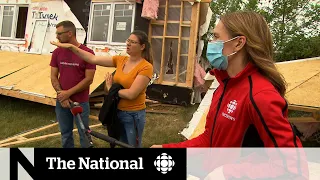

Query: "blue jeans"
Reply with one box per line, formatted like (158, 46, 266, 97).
(55, 101, 90, 148)
(117, 109, 146, 148)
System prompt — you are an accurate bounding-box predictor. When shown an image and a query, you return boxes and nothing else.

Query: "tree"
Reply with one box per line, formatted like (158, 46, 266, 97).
(200, 0, 320, 62)
(257, 0, 320, 61)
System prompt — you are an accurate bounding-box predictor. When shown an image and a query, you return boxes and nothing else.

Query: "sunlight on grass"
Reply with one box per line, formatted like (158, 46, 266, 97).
(0, 95, 198, 148)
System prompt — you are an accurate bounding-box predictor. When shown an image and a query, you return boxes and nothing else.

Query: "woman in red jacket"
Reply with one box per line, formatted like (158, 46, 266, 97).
(151, 11, 303, 148)
(151, 10, 308, 180)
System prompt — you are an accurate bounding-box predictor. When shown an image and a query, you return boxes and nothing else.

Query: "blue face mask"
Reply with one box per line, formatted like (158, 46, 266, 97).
(206, 36, 239, 70)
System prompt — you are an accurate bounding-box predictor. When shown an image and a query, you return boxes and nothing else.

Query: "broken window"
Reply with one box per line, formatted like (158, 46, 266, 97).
(0, 5, 28, 39)
(89, 2, 135, 44)
(149, 0, 200, 88)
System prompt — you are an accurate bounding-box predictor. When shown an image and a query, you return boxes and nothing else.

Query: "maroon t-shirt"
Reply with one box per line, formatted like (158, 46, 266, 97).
(50, 44, 96, 103)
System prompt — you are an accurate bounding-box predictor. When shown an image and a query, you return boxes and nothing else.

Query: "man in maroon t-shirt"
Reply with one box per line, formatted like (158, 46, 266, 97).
(50, 20, 96, 148)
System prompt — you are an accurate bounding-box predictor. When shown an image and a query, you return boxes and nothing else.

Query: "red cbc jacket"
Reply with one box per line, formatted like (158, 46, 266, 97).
(163, 62, 302, 148)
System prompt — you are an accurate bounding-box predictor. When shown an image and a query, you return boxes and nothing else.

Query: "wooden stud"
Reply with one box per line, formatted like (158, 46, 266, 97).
(151, 20, 191, 24)
(160, 5, 181, 8)
(0, 124, 102, 147)
(175, 0, 184, 84)
(148, 18, 152, 45)
(0, 122, 58, 145)
(152, 36, 189, 40)
(186, 2, 200, 87)
(160, 81, 190, 88)
(158, 0, 169, 83)
(164, 36, 180, 39)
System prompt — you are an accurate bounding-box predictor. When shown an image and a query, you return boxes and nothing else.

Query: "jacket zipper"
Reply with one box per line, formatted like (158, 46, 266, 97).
(209, 79, 229, 147)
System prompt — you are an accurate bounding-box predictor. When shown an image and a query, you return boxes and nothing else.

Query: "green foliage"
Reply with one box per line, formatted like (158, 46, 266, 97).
(200, 0, 320, 62)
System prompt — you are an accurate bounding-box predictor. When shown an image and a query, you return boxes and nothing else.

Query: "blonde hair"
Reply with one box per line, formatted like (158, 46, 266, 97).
(220, 11, 287, 97)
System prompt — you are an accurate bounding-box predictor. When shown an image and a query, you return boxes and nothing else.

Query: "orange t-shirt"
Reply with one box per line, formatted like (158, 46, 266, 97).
(112, 55, 153, 111)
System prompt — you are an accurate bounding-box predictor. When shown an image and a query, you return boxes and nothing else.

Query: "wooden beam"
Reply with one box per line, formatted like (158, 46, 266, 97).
(175, 1, 184, 84)
(151, 20, 191, 25)
(0, 124, 102, 147)
(158, 0, 169, 83)
(156, 81, 190, 88)
(152, 36, 190, 40)
(0, 122, 58, 145)
(0, 88, 56, 106)
(288, 104, 320, 113)
(289, 117, 319, 123)
(186, 2, 200, 87)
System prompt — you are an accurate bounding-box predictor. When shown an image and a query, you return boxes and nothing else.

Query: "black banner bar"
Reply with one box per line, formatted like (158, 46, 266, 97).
(33, 148, 186, 180)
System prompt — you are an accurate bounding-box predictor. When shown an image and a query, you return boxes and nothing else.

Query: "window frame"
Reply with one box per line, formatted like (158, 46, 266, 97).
(0, 4, 29, 40)
(87, 2, 136, 46)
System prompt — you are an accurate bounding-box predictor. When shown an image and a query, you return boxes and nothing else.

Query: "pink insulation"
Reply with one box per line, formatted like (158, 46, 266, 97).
(141, 0, 159, 20)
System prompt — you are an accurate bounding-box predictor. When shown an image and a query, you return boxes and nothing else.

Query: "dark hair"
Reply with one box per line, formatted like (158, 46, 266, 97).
(56, 20, 76, 36)
(131, 30, 153, 64)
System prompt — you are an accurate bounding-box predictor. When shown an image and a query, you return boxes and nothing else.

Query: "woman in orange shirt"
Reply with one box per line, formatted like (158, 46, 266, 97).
(51, 30, 154, 147)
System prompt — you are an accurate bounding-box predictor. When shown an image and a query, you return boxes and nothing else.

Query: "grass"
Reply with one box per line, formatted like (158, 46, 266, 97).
(0, 95, 196, 148)
(1, 95, 319, 148)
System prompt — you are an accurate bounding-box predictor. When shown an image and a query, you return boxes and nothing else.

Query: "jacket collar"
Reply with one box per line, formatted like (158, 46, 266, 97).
(210, 62, 258, 85)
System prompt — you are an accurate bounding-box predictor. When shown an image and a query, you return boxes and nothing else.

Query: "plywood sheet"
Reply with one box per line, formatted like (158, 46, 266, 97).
(286, 73, 320, 107)
(0, 59, 49, 87)
(189, 107, 208, 139)
(276, 58, 320, 92)
(276, 58, 320, 107)
(0, 51, 115, 105)
(0, 51, 43, 78)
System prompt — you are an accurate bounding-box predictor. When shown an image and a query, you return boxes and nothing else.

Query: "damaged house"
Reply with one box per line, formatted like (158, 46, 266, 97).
(0, 0, 213, 106)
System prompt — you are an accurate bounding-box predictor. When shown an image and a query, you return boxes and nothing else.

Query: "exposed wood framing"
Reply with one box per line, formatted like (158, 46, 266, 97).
(149, 0, 201, 88)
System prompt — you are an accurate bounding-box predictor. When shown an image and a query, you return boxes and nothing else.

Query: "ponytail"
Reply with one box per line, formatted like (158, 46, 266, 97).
(130, 30, 153, 65)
